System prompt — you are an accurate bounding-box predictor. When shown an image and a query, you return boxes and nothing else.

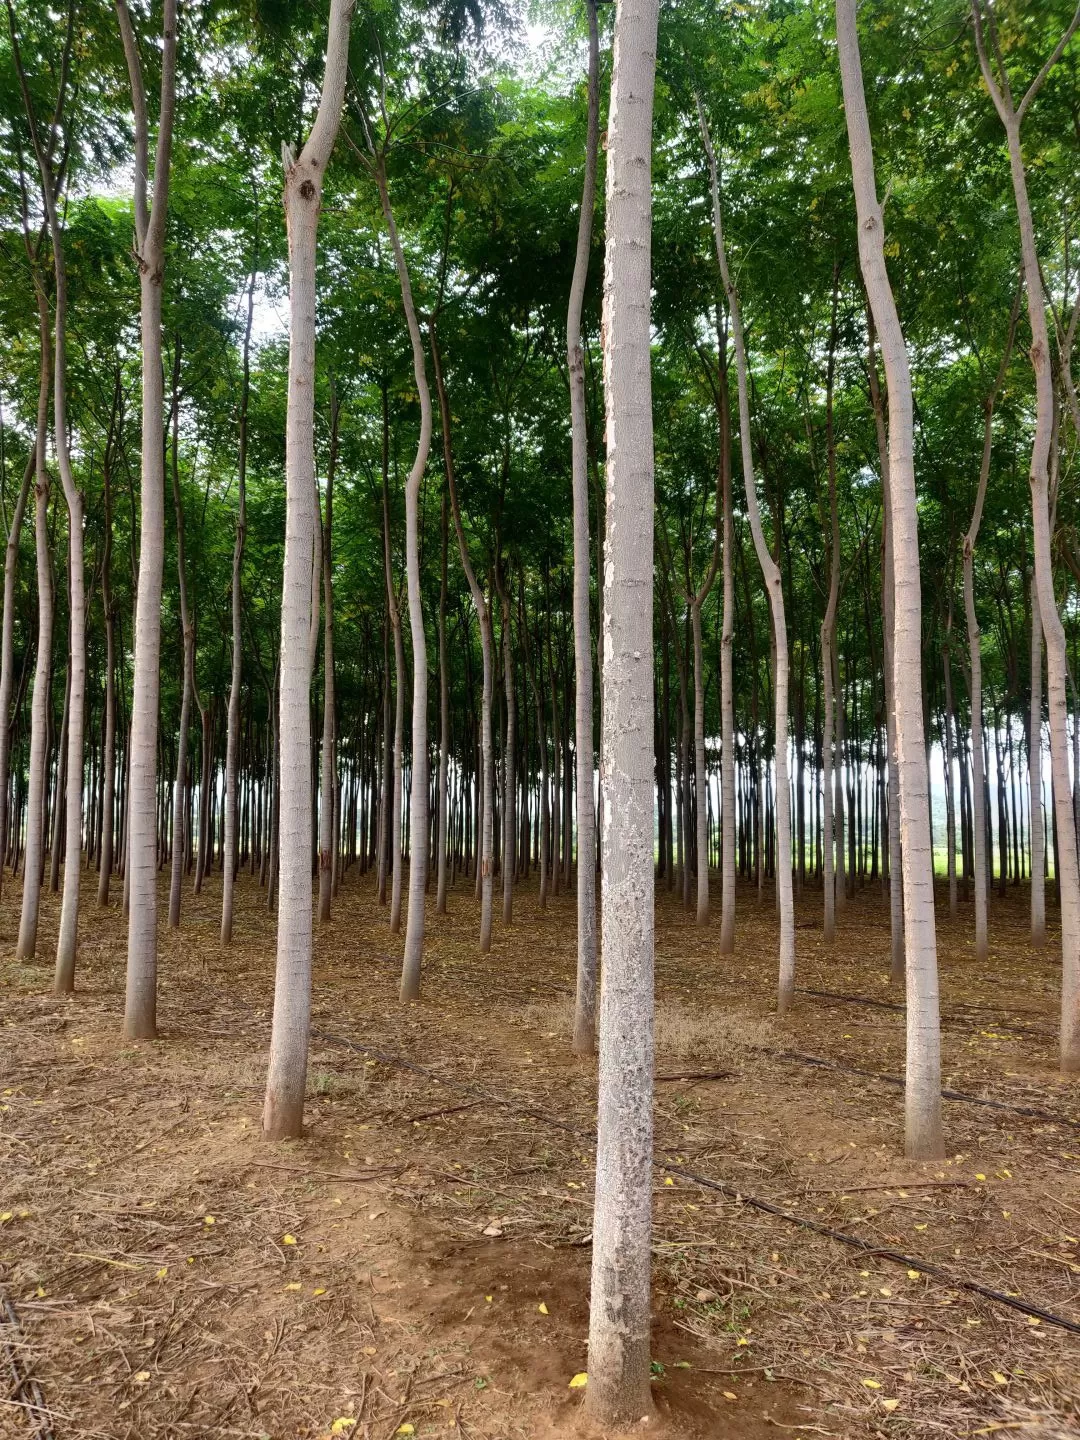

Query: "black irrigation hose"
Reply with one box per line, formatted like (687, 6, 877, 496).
(309, 1024, 1080, 1337)
(0, 1288, 54, 1440)
(764, 1048, 1080, 1132)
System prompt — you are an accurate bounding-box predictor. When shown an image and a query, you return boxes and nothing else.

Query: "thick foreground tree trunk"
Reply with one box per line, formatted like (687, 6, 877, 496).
(262, 0, 353, 1140)
(838, 0, 943, 1159)
(586, 0, 659, 1424)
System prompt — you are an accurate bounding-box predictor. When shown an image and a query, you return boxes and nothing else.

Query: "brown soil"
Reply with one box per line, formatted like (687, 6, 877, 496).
(1, 871, 1079, 1439)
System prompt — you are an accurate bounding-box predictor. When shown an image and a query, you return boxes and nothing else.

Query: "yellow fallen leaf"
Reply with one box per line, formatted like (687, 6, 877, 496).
(485, 1295, 493, 1303)
(203, 1216, 215, 1226)
(723, 1390, 738, 1401)
(863, 1378, 882, 1389)
(736, 1337, 749, 1346)
(975, 1174, 986, 1182)
(396, 1427, 414, 1436)
(35, 1287, 45, 1298)
(330, 1421, 356, 1436)
(1028, 1317, 1041, 1326)
(569, 1372, 588, 1388)
(156, 1267, 168, 1280)
(907, 1270, 920, 1280)
(663, 1177, 674, 1186)
(313, 1288, 326, 1296)
(914, 1223, 928, 1231)
(283, 1234, 297, 1246)
(992, 1372, 1008, 1385)
(881, 1398, 899, 1412)
(538, 1302, 549, 1315)
(284, 1282, 302, 1291)
(0, 1213, 12, 1224)
(133, 1370, 150, 1384)
(879, 1287, 892, 1297)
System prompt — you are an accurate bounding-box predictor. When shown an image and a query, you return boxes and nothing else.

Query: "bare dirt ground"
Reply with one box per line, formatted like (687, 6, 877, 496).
(1, 868, 1079, 1440)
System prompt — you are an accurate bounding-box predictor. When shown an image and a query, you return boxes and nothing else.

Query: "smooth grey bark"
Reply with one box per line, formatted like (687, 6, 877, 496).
(222, 257, 254, 944)
(586, 0, 659, 1423)
(167, 345, 193, 931)
(701, 104, 795, 1010)
(821, 277, 841, 944)
(495, 572, 516, 928)
(16, 290, 53, 963)
(381, 449, 405, 936)
(0, 450, 33, 903)
(972, 0, 1080, 1071)
(867, 308, 903, 977)
(838, 0, 943, 1158)
(374, 156, 432, 1001)
(962, 295, 1019, 964)
(97, 383, 119, 907)
(317, 386, 340, 926)
(432, 324, 495, 953)
(118, 0, 178, 1039)
(568, 0, 600, 1051)
(1030, 583, 1046, 943)
(262, 0, 353, 1141)
(436, 491, 450, 915)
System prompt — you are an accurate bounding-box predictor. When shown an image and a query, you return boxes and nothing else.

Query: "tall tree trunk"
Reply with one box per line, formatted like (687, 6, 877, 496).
(16, 289, 54, 963)
(436, 490, 450, 914)
(821, 271, 840, 943)
(375, 156, 432, 1001)
(431, 325, 495, 953)
(839, 0, 943, 1159)
(0, 448, 33, 903)
(962, 295, 1019, 964)
(701, 105, 794, 1011)
(972, 0, 1080, 1070)
(317, 385, 340, 926)
(496, 575, 516, 927)
(568, 0, 600, 1051)
(97, 379, 120, 908)
(262, 0, 353, 1140)
(168, 340, 193, 930)
(222, 253, 255, 943)
(587, 0, 659, 1419)
(118, 0, 178, 1039)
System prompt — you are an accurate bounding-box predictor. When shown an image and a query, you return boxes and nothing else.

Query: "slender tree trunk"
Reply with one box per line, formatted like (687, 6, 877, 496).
(497, 580, 516, 927)
(431, 325, 495, 953)
(222, 255, 255, 943)
(168, 342, 193, 931)
(0, 449, 33, 903)
(568, 0, 600, 1050)
(586, 0, 659, 1419)
(436, 491, 450, 914)
(821, 274, 840, 943)
(972, 0, 1080, 1072)
(16, 292, 54, 963)
(318, 386, 340, 926)
(375, 157, 432, 1000)
(262, 0, 353, 1140)
(839, 0, 943, 1159)
(118, 0, 178, 1039)
(701, 105, 794, 1011)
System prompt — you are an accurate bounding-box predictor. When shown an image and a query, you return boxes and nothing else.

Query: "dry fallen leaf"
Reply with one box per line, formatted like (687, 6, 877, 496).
(568, 1372, 588, 1389)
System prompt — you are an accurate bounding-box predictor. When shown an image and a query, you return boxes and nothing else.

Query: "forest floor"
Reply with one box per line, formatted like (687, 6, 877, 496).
(1, 868, 1079, 1440)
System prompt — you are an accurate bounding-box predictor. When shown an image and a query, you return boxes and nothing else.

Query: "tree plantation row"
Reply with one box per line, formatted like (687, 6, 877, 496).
(1, 0, 1079, 1423)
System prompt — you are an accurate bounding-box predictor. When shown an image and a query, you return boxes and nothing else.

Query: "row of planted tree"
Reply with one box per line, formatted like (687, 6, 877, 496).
(1, 0, 1079, 1419)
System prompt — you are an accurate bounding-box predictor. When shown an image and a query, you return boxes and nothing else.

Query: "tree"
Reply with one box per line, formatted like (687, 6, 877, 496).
(971, 0, 1080, 1073)
(262, 0, 354, 1140)
(585, 0, 659, 1424)
(118, 0, 178, 1039)
(836, 0, 943, 1159)
(568, 0, 600, 1051)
